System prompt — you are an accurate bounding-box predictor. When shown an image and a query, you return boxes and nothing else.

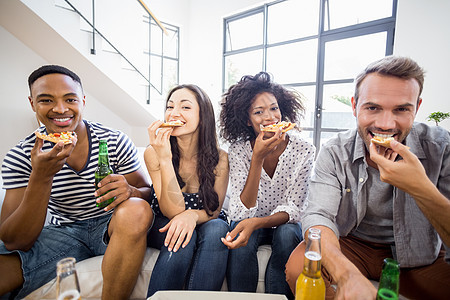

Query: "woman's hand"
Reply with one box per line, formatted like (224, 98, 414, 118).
(159, 210, 198, 252)
(221, 218, 259, 249)
(147, 120, 173, 161)
(252, 129, 286, 162)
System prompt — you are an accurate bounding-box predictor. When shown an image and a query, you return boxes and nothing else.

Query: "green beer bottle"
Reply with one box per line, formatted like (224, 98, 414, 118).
(95, 139, 114, 208)
(377, 258, 400, 300)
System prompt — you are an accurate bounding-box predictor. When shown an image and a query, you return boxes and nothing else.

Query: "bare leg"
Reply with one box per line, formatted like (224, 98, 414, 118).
(0, 253, 23, 296)
(101, 198, 152, 300)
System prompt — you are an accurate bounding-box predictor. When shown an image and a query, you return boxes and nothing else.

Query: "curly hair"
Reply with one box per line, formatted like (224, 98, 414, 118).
(220, 71, 306, 143)
(167, 84, 220, 215)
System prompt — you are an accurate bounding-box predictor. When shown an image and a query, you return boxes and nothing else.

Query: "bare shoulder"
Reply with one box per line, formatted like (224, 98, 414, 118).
(218, 148, 229, 164)
(216, 148, 229, 175)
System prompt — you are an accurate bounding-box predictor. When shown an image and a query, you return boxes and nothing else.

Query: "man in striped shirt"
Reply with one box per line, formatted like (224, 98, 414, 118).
(0, 65, 153, 299)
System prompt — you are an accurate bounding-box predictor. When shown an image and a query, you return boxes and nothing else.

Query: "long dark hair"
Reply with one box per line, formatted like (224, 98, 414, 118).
(167, 84, 220, 215)
(220, 71, 305, 143)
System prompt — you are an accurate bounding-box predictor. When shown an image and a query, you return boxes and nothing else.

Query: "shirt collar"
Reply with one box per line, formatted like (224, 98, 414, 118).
(404, 123, 427, 159)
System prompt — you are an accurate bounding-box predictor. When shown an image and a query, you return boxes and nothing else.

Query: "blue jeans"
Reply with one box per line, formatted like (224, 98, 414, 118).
(147, 215, 229, 296)
(0, 214, 111, 299)
(226, 221, 302, 300)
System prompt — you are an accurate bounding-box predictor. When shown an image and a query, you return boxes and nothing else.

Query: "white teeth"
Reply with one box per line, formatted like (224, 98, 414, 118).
(373, 133, 394, 138)
(55, 118, 70, 122)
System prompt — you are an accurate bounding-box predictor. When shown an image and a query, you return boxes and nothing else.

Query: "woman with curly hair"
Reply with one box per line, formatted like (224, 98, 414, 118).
(219, 72, 315, 299)
(144, 84, 229, 296)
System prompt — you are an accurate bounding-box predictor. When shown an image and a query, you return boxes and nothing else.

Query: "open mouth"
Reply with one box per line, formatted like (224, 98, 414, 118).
(370, 131, 396, 140)
(51, 116, 73, 127)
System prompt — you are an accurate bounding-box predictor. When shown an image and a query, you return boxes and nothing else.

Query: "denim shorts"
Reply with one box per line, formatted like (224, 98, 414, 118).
(0, 213, 112, 299)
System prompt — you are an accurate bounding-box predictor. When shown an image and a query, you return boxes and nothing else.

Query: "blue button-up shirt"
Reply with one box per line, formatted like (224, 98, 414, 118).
(302, 123, 450, 267)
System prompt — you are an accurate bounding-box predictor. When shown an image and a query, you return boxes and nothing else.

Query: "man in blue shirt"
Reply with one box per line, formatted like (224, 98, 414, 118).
(286, 56, 450, 299)
(0, 65, 153, 299)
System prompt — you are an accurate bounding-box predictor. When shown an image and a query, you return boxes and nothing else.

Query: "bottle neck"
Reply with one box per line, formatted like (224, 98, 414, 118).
(98, 141, 110, 166)
(98, 153, 110, 166)
(302, 251, 322, 278)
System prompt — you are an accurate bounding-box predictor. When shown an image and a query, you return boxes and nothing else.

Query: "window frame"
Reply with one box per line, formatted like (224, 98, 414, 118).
(222, 0, 397, 151)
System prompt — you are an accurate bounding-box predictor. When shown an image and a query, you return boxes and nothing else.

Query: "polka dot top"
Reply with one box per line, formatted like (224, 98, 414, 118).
(148, 186, 228, 222)
(227, 132, 315, 223)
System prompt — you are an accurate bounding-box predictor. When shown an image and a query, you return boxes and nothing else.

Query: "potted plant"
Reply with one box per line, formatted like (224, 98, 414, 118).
(427, 111, 450, 126)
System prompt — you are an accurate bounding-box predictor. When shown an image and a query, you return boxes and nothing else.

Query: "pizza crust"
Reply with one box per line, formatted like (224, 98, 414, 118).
(261, 121, 296, 133)
(160, 120, 184, 127)
(35, 131, 75, 145)
(371, 136, 394, 148)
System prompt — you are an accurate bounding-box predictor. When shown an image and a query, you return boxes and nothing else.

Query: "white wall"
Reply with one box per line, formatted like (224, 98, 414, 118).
(146, 0, 268, 115)
(394, 0, 450, 129)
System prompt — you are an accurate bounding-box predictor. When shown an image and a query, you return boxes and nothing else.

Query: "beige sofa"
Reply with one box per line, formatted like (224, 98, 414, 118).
(24, 245, 272, 300)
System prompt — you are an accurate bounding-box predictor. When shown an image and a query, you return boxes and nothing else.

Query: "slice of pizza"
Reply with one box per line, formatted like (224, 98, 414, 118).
(371, 136, 410, 149)
(371, 136, 394, 148)
(260, 121, 296, 133)
(35, 131, 76, 145)
(159, 120, 185, 127)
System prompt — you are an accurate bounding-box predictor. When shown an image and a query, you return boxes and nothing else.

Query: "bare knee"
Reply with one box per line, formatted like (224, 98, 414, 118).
(0, 253, 23, 295)
(110, 198, 153, 238)
(285, 241, 306, 294)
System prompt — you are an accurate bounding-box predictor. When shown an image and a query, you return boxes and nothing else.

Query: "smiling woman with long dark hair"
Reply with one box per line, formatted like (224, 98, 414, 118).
(144, 84, 229, 296)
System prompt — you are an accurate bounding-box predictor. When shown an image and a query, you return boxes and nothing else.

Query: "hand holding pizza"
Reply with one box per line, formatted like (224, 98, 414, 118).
(252, 129, 286, 162)
(31, 134, 77, 179)
(369, 139, 427, 194)
(147, 120, 174, 161)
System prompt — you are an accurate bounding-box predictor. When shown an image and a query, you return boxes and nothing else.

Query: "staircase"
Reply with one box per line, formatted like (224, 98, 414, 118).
(0, 0, 165, 133)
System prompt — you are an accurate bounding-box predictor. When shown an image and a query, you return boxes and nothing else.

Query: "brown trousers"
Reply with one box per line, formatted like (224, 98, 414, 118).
(286, 235, 450, 300)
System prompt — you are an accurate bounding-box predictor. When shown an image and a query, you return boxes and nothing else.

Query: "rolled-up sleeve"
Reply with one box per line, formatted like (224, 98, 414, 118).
(301, 146, 344, 238)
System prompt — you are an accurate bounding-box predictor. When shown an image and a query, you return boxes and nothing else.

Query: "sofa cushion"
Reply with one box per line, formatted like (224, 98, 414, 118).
(25, 245, 273, 299)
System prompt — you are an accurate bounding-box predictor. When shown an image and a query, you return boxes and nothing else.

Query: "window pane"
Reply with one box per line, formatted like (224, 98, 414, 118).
(163, 58, 178, 95)
(163, 28, 178, 59)
(224, 50, 263, 88)
(150, 23, 163, 55)
(325, 0, 393, 30)
(226, 13, 263, 51)
(324, 32, 387, 81)
(267, 0, 319, 44)
(291, 85, 316, 128)
(267, 40, 318, 84)
(150, 55, 162, 93)
(322, 83, 356, 129)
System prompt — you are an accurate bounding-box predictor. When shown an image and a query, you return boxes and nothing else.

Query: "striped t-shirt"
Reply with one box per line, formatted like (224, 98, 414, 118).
(1, 120, 140, 225)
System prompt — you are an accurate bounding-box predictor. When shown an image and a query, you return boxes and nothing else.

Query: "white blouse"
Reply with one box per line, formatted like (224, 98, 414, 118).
(227, 132, 315, 223)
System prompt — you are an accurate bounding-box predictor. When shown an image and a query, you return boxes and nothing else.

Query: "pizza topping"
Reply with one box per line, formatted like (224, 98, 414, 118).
(35, 131, 76, 145)
(260, 121, 296, 133)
